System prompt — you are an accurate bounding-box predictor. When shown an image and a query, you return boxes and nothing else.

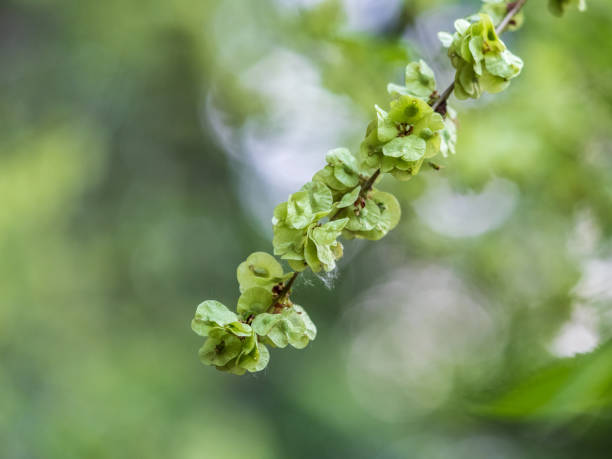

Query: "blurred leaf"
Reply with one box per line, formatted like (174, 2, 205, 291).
(477, 340, 612, 419)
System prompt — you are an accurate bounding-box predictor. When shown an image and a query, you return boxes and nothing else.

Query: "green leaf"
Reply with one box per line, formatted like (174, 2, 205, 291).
(469, 36, 484, 74)
(325, 147, 359, 172)
(345, 199, 381, 232)
(454, 18, 471, 35)
(312, 218, 349, 244)
(358, 120, 385, 171)
(251, 313, 283, 336)
(308, 218, 348, 272)
(444, 13, 523, 100)
(198, 322, 273, 375)
(215, 359, 247, 376)
(371, 190, 401, 233)
(252, 305, 317, 349)
(198, 329, 243, 367)
(480, 71, 510, 94)
(387, 82, 412, 97)
(485, 50, 523, 79)
(301, 236, 320, 272)
(388, 95, 433, 124)
(333, 165, 360, 188)
(286, 305, 317, 349)
(313, 165, 347, 192)
(236, 251, 287, 293)
(192, 300, 239, 337)
(237, 287, 274, 318)
(376, 105, 398, 143)
(476, 341, 612, 420)
(237, 342, 270, 373)
(288, 259, 309, 272)
(285, 181, 333, 229)
(413, 112, 444, 159)
(225, 321, 253, 337)
(458, 64, 478, 97)
(386, 60, 437, 101)
(336, 186, 361, 209)
(320, 149, 362, 191)
(213, 331, 271, 375)
(345, 190, 401, 240)
(404, 60, 436, 98)
(390, 166, 421, 181)
(382, 136, 426, 161)
(273, 223, 307, 260)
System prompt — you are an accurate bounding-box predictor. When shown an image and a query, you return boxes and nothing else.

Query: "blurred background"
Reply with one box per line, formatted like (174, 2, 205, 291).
(2, 0, 612, 457)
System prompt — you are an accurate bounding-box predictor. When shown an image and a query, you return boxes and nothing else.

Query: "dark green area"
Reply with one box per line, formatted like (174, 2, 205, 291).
(1, 0, 611, 457)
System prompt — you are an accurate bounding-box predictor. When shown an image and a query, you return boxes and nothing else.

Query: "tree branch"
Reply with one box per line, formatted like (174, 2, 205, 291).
(497, 0, 528, 34)
(277, 272, 298, 302)
(270, 0, 528, 306)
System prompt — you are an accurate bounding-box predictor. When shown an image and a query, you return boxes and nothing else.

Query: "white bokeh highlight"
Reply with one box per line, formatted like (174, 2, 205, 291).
(550, 305, 600, 358)
(413, 177, 519, 238)
(346, 264, 505, 422)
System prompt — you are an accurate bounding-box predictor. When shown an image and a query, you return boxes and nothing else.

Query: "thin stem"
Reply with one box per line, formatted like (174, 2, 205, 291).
(361, 169, 381, 196)
(329, 168, 381, 221)
(277, 272, 298, 302)
(431, 0, 528, 113)
(496, 0, 528, 34)
(431, 83, 455, 112)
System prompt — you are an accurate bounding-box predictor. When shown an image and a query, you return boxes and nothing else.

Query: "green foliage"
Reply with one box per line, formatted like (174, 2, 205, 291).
(236, 251, 290, 293)
(192, 300, 270, 374)
(252, 305, 317, 349)
(191, 300, 241, 337)
(335, 186, 361, 209)
(191, 250, 320, 373)
(313, 147, 363, 201)
(194, 256, 301, 374)
(4, 0, 605, 454)
(387, 59, 436, 99)
(191, 0, 588, 377)
(478, 342, 612, 419)
(358, 58, 459, 180)
(280, 181, 334, 230)
(272, 180, 348, 272)
(342, 190, 401, 241)
(305, 218, 349, 272)
(201, 328, 270, 376)
(359, 96, 445, 180)
(237, 287, 274, 318)
(439, 14, 523, 100)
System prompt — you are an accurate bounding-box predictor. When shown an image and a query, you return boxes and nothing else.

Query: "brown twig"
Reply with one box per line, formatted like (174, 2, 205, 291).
(360, 169, 381, 197)
(277, 272, 298, 301)
(496, 0, 528, 34)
